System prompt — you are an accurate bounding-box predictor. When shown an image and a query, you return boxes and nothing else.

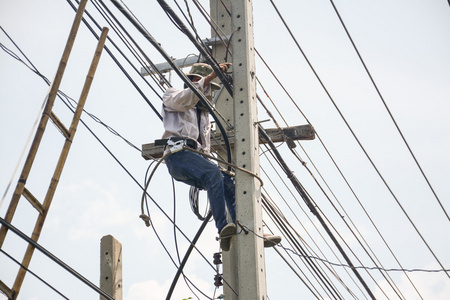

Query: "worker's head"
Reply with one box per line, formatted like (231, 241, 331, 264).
(185, 63, 220, 90)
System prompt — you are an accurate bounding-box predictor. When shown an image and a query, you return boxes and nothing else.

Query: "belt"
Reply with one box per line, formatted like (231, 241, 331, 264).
(155, 137, 197, 150)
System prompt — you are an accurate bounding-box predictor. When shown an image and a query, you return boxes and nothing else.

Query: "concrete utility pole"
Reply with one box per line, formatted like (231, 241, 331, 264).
(100, 235, 123, 300)
(211, 0, 266, 299)
(140, 1, 313, 298)
(231, 1, 267, 299)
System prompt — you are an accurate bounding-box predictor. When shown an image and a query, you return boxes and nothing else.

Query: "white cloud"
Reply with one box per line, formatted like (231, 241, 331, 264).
(52, 180, 136, 241)
(374, 264, 450, 300)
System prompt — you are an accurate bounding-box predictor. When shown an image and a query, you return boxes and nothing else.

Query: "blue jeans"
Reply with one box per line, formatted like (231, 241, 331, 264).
(165, 150, 236, 233)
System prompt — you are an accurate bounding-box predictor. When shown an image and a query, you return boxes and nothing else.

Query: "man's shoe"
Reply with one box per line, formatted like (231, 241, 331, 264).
(220, 223, 237, 251)
(263, 234, 281, 248)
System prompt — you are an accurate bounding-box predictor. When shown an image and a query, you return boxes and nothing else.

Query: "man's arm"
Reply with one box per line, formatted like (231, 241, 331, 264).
(203, 63, 232, 86)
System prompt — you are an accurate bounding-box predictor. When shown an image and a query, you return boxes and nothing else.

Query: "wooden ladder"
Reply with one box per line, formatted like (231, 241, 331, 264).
(0, 1, 108, 298)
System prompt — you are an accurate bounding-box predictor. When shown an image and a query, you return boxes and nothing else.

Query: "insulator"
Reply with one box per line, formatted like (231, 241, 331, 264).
(213, 252, 222, 265)
(214, 274, 223, 287)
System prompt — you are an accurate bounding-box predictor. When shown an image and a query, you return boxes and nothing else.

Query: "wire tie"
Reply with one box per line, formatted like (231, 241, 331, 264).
(235, 220, 249, 235)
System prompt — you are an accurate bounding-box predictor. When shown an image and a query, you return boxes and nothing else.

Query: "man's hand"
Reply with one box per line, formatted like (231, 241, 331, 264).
(219, 62, 232, 73)
(204, 63, 232, 85)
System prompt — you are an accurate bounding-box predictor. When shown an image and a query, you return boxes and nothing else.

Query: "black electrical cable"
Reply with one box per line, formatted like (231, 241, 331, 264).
(0, 248, 70, 300)
(0, 217, 114, 300)
(269, 0, 450, 281)
(261, 195, 344, 300)
(172, 178, 204, 300)
(259, 156, 368, 298)
(109, 0, 233, 168)
(1, 8, 224, 299)
(0, 35, 141, 153)
(71, 101, 237, 297)
(255, 46, 418, 298)
(66, 0, 163, 120)
(155, 0, 233, 96)
(139, 173, 209, 300)
(92, 0, 170, 90)
(166, 211, 214, 300)
(140, 159, 235, 298)
(329, 0, 450, 224)
(258, 125, 376, 300)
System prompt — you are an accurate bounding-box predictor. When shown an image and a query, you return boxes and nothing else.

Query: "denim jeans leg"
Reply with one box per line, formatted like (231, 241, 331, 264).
(165, 151, 229, 233)
(223, 173, 236, 223)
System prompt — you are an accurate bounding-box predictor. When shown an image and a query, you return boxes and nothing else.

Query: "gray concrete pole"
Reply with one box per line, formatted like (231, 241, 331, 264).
(209, 0, 239, 297)
(230, 0, 267, 298)
(210, 0, 267, 298)
(100, 235, 123, 300)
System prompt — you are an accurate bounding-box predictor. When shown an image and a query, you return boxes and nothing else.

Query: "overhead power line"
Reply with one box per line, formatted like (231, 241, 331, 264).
(1, 23, 224, 298)
(258, 125, 376, 299)
(268, 0, 450, 281)
(0, 217, 114, 300)
(280, 244, 450, 274)
(255, 43, 421, 299)
(0, 248, 69, 299)
(67, 0, 164, 120)
(329, 0, 450, 223)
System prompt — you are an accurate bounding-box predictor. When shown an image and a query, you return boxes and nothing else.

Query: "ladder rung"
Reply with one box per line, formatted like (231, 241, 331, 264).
(0, 279, 14, 299)
(50, 111, 71, 139)
(22, 187, 45, 215)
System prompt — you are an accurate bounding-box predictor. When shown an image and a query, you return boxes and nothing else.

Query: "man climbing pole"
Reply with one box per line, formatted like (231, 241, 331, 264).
(160, 62, 280, 251)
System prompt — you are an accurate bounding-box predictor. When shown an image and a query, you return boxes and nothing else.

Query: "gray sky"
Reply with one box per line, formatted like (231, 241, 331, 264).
(1, 0, 450, 299)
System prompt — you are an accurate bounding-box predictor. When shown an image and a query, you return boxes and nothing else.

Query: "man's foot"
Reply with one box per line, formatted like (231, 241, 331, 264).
(263, 233, 281, 248)
(219, 223, 237, 251)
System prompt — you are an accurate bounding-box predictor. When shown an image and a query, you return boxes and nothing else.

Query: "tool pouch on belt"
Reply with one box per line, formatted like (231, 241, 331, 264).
(155, 137, 197, 154)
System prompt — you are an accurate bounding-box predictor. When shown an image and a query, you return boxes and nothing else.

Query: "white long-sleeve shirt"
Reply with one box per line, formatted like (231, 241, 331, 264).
(161, 78, 212, 153)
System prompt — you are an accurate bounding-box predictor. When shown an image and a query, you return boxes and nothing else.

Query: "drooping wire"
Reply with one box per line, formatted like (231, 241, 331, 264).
(266, 197, 450, 276)
(261, 195, 352, 300)
(256, 83, 403, 298)
(4, 3, 224, 299)
(268, 0, 450, 281)
(329, 0, 450, 223)
(258, 124, 376, 299)
(141, 183, 210, 300)
(56, 6, 230, 295)
(172, 2, 384, 296)
(255, 46, 420, 298)
(259, 166, 364, 298)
